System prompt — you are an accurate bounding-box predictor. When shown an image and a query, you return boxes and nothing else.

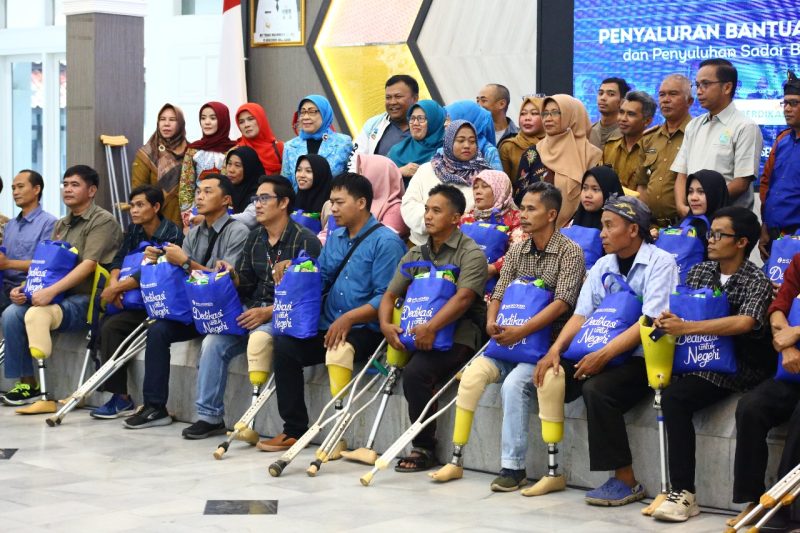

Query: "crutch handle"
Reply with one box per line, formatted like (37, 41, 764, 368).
(100, 134, 129, 147)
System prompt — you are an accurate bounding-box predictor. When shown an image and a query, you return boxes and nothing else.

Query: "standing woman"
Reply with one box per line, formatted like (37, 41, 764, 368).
(682, 169, 730, 250)
(387, 99, 446, 187)
(401, 120, 491, 245)
(132, 103, 188, 227)
(235, 102, 283, 175)
(569, 166, 624, 230)
(226, 146, 266, 215)
(355, 153, 409, 238)
(516, 94, 602, 226)
(281, 95, 353, 186)
(444, 100, 503, 171)
(178, 101, 237, 226)
(499, 96, 545, 181)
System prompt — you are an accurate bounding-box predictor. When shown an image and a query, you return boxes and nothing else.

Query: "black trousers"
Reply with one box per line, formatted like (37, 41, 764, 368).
(142, 319, 202, 407)
(562, 357, 651, 471)
(734, 378, 800, 503)
(99, 310, 148, 395)
(660, 375, 731, 493)
(403, 343, 473, 450)
(273, 328, 383, 438)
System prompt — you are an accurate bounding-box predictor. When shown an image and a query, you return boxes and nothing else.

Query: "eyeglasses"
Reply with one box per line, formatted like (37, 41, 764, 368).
(706, 230, 737, 241)
(251, 193, 278, 205)
(298, 109, 320, 117)
(781, 99, 800, 109)
(540, 110, 562, 118)
(693, 80, 725, 90)
(409, 116, 428, 124)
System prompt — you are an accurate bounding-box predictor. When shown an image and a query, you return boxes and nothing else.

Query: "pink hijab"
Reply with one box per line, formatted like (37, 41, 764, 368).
(355, 153, 405, 222)
(472, 169, 515, 219)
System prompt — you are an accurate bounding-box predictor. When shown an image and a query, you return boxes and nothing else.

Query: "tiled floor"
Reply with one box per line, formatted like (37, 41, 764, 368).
(0, 405, 746, 532)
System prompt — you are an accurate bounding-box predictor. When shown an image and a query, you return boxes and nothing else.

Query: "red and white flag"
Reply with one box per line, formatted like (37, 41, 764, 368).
(218, 0, 247, 137)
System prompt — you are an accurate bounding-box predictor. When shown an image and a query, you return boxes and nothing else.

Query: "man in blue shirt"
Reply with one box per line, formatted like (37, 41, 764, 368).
(0, 170, 57, 309)
(258, 173, 406, 452)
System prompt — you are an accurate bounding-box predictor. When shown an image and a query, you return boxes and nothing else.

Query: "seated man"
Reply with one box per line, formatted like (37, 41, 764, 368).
(259, 173, 405, 451)
(1, 165, 122, 407)
(533, 195, 678, 506)
(731, 251, 800, 531)
(651, 208, 774, 522)
(123, 174, 249, 429)
(182, 175, 321, 439)
(428, 182, 585, 488)
(91, 185, 183, 419)
(380, 184, 488, 472)
(0, 169, 57, 310)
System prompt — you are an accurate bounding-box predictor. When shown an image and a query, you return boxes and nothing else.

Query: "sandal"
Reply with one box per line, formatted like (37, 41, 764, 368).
(395, 447, 437, 473)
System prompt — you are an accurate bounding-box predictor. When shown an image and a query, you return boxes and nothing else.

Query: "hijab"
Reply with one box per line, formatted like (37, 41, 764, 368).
(472, 169, 515, 220)
(298, 95, 335, 141)
(571, 166, 624, 230)
(235, 103, 283, 174)
(355, 153, 405, 221)
(225, 146, 265, 214)
(140, 103, 188, 192)
(686, 169, 730, 220)
(506, 97, 546, 151)
(295, 154, 333, 213)
(445, 100, 497, 154)
(187, 101, 237, 153)
(430, 120, 492, 186)
(387, 100, 446, 167)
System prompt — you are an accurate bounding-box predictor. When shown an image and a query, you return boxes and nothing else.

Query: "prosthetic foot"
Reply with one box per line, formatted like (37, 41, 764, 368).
(522, 367, 565, 497)
(235, 332, 274, 444)
(340, 447, 379, 465)
(17, 306, 62, 415)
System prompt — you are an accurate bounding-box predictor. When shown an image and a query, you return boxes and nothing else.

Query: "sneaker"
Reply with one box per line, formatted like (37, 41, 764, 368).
(585, 477, 646, 506)
(490, 468, 529, 492)
(123, 405, 172, 429)
(90, 394, 136, 419)
(182, 420, 226, 440)
(1, 382, 43, 406)
(256, 433, 297, 452)
(652, 489, 700, 522)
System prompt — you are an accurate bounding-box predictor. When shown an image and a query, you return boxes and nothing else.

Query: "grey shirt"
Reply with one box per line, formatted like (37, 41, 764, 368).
(183, 212, 249, 268)
(374, 121, 409, 157)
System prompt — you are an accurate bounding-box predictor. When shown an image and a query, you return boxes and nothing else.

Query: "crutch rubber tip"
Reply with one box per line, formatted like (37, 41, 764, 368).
(45, 417, 57, 427)
(746, 527, 760, 533)
(360, 472, 374, 486)
(268, 461, 286, 477)
(213, 445, 228, 460)
(306, 463, 319, 477)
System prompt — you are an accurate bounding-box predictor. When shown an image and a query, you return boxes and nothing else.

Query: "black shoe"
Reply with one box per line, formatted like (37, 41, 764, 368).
(123, 405, 172, 429)
(182, 420, 226, 440)
(1, 382, 44, 406)
(490, 468, 529, 492)
(761, 507, 790, 532)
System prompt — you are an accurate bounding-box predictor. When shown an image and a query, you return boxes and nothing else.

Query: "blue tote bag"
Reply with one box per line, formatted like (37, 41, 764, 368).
(561, 225, 603, 270)
(776, 295, 800, 383)
(23, 240, 79, 304)
(486, 277, 554, 364)
(460, 210, 510, 264)
(185, 270, 247, 336)
(562, 272, 642, 367)
(106, 241, 150, 315)
(290, 210, 323, 234)
(766, 232, 800, 284)
(272, 251, 322, 339)
(670, 286, 736, 374)
(140, 254, 193, 324)
(655, 215, 707, 284)
(398, 261, 459, 352)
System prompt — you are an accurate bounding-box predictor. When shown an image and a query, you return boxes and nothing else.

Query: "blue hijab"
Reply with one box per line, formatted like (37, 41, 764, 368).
(298, 94, 335, 141)
(387, 100, 446, 167)
(445, 100, 497, 154)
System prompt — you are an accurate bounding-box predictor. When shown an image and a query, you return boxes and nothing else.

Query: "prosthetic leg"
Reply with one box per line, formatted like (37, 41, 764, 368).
(727, 463, 800, 533)
(16, 305, 64, 415)
(46, 320, 150, 426)
(429, 356, 500, 482)
(519, 367, 567, 496)
(214, 332, 275, 459)
(341, 299, 409, 466)
(360, 342, 490, 487)
(268, 341, 386, 478)
(639, 315, 676, 516)
(323, 341, 358, 460)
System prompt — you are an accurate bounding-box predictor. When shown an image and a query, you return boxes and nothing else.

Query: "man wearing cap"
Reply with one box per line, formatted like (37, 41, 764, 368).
(533, 195, 678, 507)
(758, 70, 800, 260)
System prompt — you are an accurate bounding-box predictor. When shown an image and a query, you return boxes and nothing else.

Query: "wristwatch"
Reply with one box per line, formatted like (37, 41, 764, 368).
(181, 260, 191, 273)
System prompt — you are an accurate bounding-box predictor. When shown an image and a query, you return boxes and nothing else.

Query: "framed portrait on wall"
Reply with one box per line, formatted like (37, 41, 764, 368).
(251, 0, 305, 47)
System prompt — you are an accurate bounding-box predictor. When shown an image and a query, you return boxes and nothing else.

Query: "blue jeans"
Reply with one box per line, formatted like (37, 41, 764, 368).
(1, 294, 90, 379)
(499, 361, 538, 471)
(195, 322, 273, 424)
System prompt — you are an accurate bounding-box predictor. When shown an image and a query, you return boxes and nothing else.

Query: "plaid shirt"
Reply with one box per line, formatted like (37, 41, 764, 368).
(492, 230, 586, 339)
(109, 216, 183, 272)
(685, 259, 775, 391)
(236, 220, 321, 309)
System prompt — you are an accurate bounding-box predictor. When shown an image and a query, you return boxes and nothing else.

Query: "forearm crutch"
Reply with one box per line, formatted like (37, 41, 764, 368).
(268, 341, 387, 478)
(0, 339, 6, 367)
(727, 463, 800, 533)
(213, 374, 277, 460)
(45, 320, 149, 426)
(359, 342, 490, 487)
(639, 316, 676, 516)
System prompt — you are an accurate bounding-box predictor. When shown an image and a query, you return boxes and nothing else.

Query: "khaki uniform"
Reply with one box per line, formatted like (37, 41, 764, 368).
(602, 131, 653, 190)
(637, 115, 691, 226)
